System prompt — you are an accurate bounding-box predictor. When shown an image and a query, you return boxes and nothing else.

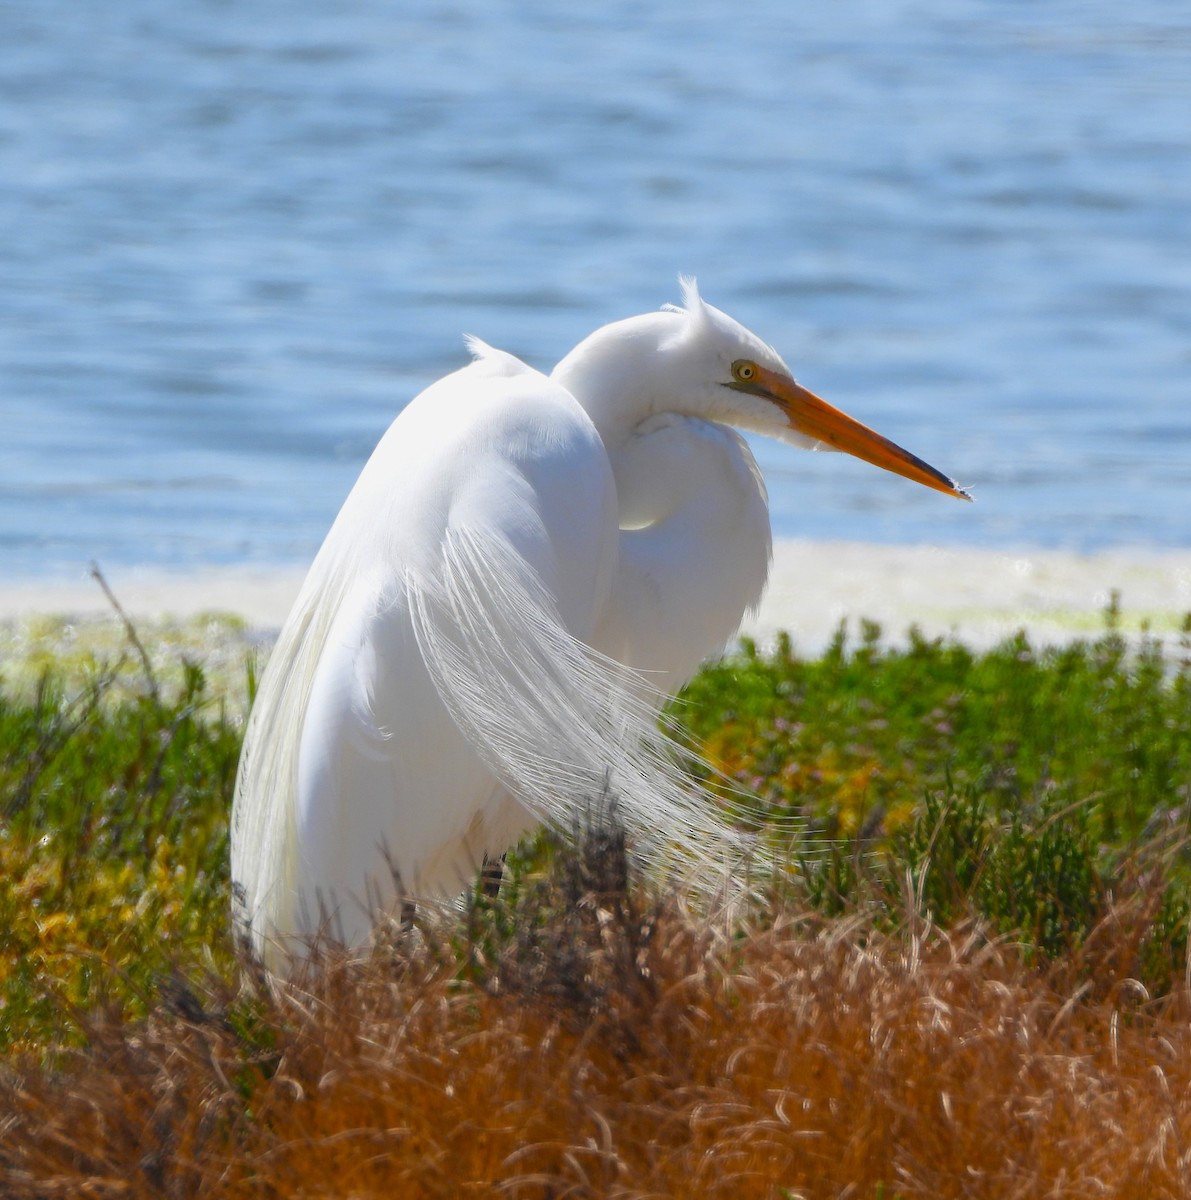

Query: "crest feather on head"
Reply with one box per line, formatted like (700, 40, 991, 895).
(658, 275, 714, 350)
(660, 275, 708, 321)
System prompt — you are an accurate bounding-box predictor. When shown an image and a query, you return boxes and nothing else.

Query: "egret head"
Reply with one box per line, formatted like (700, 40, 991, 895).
(664, 278, 971, 501)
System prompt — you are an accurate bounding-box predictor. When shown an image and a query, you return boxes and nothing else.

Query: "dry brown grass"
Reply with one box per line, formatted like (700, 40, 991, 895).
(4, 843, 1191, 1200)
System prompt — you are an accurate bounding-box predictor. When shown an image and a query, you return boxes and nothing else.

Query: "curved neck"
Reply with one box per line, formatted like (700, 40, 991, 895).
(550, 312, 683, 454)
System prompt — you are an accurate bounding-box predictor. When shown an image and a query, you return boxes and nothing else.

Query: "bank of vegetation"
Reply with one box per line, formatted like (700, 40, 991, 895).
(2, 606, 1189, 1197)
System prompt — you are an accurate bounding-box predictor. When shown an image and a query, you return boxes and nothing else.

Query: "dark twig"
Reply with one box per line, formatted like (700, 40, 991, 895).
(89, 561, 161, 707)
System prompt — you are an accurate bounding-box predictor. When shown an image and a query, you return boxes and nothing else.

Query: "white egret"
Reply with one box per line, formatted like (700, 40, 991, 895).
(231, 279, 968, 969)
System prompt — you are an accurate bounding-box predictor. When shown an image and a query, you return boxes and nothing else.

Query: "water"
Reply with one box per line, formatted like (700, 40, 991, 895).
(2, 1, 1190, 579)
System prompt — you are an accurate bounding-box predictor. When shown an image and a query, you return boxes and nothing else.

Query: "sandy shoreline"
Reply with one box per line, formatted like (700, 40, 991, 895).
(753, 540, 1190, 651)
(2, 541, 1188, 655)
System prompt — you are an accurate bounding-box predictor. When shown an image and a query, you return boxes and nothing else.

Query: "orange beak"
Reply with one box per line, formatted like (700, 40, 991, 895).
(751, 364, 971, 501)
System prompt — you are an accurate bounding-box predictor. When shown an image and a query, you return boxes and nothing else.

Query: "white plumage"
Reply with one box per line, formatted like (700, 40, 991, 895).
(231, 280, 967, 969)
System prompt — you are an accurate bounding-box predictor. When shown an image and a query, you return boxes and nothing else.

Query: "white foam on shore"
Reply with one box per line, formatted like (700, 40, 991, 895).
(2, 541, 1188, 655)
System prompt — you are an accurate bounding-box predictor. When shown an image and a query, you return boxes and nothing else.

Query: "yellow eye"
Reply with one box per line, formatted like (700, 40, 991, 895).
(732, 360, 757, 382)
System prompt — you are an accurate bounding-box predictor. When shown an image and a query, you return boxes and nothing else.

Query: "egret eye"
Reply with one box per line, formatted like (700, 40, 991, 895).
(732, 360, 757, 383)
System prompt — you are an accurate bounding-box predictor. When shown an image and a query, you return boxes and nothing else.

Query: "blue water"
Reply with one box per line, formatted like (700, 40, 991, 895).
(3, 2, 1190, 579)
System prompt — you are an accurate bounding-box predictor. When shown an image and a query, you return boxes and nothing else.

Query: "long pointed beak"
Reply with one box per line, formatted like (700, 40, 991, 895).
(753, 365, 971, 501)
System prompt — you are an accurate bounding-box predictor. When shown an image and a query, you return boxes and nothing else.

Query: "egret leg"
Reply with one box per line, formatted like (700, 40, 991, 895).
(480, 853, 506, 897)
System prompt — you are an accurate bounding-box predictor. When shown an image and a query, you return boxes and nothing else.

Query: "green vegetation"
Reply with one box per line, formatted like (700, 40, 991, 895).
(0, 661, 239, 1051)
(679, 609, 1191, 972)
(1, 606, 1189, 1054)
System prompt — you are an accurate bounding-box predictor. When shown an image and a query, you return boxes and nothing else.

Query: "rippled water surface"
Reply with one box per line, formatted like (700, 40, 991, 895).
(3, 2, 1190, 577)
